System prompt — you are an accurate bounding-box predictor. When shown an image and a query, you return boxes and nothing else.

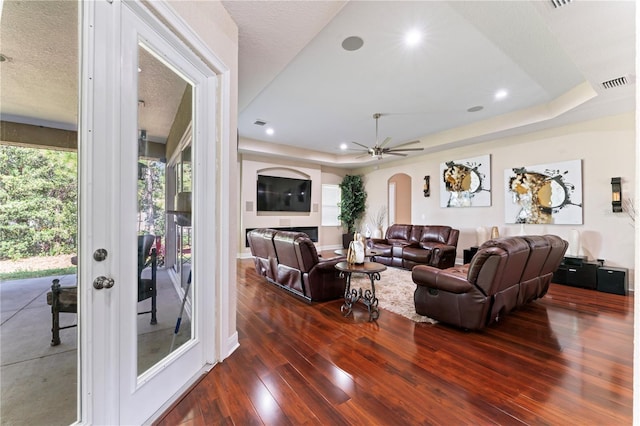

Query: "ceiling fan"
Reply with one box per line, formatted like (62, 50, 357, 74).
(352, 113, 424, 160)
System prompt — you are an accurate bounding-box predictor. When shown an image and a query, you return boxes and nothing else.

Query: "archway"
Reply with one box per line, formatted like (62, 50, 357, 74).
(388, 173, 412, 225)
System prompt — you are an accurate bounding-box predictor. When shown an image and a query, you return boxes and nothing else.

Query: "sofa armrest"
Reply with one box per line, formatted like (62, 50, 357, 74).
(430, 245, 457, 269)
(318, 254, 344, 263)
(316, 256, 346, 269)
(368, 238, 387, 247)
(412, 265, 473, 294)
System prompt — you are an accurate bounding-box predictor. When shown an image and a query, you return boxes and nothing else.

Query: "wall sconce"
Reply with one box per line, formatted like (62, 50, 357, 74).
(611, 177, 622, 212)
(423, 176, 430, 197)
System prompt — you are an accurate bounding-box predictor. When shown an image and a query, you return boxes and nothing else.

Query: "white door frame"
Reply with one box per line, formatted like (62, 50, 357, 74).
(78, 1, 237, 424)
(388, 182, 396, 226)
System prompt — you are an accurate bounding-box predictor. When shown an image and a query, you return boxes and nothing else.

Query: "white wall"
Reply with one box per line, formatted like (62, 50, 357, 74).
(239, 154, 346, 256)
(357, 113, 635, 285)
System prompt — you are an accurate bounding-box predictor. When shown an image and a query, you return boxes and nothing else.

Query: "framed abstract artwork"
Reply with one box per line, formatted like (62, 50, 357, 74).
(504, 159, 583, 224)
(439, 154, 491, 207)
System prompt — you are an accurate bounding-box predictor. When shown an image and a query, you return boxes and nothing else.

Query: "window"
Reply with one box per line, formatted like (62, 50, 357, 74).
(321, 184, 341, 226)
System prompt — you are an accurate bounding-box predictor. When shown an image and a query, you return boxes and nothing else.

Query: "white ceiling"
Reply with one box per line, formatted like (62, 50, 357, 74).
(227, 0, 636, 166)
(0, 1, 635, 167)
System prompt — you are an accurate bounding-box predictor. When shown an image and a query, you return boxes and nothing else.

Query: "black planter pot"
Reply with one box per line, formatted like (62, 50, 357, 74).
(342, 233, 354, 249)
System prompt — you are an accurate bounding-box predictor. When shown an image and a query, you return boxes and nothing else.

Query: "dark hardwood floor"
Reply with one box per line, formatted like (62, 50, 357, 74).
(155, 254, 633, 425)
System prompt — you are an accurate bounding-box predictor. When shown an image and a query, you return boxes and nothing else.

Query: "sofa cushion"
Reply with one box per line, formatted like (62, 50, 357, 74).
(403, 246, 431, 263)
(418, 226, 451, 245)
(273, 231, 308, 269)
(409, 226, 424, 244)
(370, 243, 393, 256)
(385, 224, 412, 241)
(247, 229, 278, 279)
(294, 235, 320, 273)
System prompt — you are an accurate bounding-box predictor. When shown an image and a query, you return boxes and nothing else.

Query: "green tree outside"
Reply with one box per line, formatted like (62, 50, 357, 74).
(0, 145, 77, 259)
(1, 146, 167, 262)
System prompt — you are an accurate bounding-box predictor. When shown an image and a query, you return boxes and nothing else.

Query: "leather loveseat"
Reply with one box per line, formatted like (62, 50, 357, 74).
(368, 224, 459, 270)
(411, 235, 567, 330)
(247, 229, 347, 302)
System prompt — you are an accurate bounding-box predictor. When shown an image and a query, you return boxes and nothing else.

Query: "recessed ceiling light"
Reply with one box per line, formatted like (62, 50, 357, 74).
(494, 89, 508, 100)
(340, 143, 348, 150)
(467, 105, 484, 112)
(342, 36, 364, 51)
(404, 29, 422, 46)
(265, 128, 274, 136)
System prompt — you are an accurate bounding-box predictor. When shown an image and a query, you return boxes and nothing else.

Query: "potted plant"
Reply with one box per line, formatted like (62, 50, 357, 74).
(338, 175, 367, 248)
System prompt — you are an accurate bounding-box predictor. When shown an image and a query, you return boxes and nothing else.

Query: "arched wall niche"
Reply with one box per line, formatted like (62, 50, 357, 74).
(257, 167, 310, 180)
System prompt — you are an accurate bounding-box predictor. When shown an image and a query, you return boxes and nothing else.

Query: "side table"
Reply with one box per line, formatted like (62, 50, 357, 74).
(335, 261, 386, 321)
(463, 246, 478, 264)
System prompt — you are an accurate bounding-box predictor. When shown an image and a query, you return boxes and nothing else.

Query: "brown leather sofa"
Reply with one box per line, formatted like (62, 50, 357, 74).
(411, 235, 568, 330)
(247, 229, 347, 302)
(368, 224, 459, 269)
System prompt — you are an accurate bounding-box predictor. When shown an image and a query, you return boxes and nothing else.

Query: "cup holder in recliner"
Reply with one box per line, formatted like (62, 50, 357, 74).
(428, 288, 439, 296)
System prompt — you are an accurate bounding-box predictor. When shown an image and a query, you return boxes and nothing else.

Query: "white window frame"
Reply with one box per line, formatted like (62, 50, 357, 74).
(321, 184, 341, 226)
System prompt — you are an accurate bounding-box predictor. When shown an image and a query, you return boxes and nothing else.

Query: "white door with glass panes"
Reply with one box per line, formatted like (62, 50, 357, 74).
(79, 1, 230, 423)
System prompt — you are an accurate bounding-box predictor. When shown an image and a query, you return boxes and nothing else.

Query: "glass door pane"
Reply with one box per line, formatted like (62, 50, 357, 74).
(136, 44, 193, 375)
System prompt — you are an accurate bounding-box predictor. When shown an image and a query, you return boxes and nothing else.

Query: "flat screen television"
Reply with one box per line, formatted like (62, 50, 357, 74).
(257, 175, 312, 212)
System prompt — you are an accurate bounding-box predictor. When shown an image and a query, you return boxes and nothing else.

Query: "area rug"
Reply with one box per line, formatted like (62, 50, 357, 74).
(350, 267, 437, 323)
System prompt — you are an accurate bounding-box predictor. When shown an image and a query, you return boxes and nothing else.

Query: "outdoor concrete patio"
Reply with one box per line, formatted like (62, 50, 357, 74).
(0, 268, 190, 426)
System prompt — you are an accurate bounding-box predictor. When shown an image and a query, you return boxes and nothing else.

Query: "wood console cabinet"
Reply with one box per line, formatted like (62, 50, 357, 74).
(552, 256, 599, 290)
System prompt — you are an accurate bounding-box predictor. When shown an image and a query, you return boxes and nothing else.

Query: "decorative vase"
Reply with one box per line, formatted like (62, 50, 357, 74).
(348, 233, 365, 264)
(568, 229, 580, 256)
(519, 223, 526, 236)
(476, 227, 488, 246)
(364, 224, 372, 238)
(490, 226, 499, 239)
(372, 228, 383, 239)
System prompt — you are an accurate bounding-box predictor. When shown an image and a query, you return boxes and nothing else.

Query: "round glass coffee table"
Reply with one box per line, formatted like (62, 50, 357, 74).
(335, 261, 386, 321)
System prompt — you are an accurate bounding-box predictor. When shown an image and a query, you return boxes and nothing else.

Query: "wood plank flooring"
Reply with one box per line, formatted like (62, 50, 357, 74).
(155, 255, 633, 425)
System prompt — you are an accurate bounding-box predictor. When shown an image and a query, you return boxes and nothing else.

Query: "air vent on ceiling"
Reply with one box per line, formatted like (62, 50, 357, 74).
(551, 0, 572, 8)
(602, 75, 635, 89)
(254, 119, 267, 126)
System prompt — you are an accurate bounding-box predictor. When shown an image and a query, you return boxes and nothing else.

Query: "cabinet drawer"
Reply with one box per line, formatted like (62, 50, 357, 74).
(597, 267, 628, 295)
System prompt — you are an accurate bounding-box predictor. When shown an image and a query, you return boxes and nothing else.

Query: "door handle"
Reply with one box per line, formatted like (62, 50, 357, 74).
(93, 276, 115, 290)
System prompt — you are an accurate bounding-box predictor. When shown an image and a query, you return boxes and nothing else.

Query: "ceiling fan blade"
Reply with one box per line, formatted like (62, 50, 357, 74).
(352, 141, 371, 150)
(355, 153, 373, 159)
(385, 152, 408, 157)
(387, 140, 421, 149)
(385, 147, 425, 153)
(379, 136, 393, 148)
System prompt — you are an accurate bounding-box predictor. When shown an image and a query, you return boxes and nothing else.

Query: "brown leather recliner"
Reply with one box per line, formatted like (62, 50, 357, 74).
(247, 229, 346, 301)
(368, 224, 459, 269)
(411, 235, 567, 330)
(247, 228, 278, 281)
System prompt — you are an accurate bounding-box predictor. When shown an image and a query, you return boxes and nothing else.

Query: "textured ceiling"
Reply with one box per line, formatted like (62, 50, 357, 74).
(1, 1, 78, 130)
(0, 0, 186, 143)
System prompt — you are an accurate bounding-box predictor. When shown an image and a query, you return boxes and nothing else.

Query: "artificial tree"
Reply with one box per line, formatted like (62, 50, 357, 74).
(338, 175, 367, 248)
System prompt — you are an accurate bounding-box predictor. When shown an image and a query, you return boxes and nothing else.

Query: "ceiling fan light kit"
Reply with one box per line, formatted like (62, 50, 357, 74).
(352, 113, 424, 160)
